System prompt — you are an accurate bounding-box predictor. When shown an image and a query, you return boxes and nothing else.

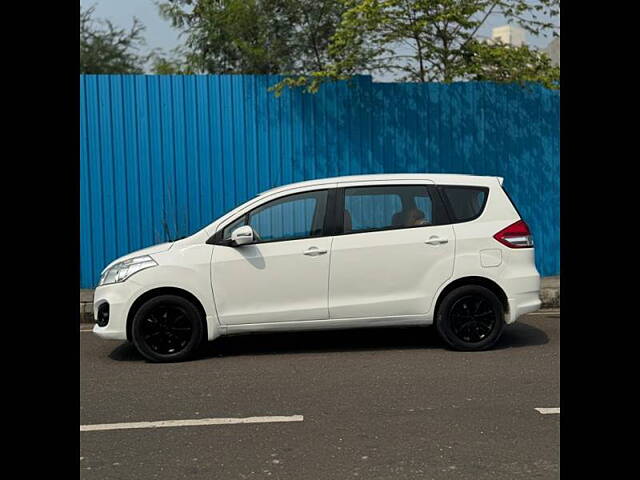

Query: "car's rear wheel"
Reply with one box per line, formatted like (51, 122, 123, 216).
(131, 294, 203, 362)
(436, 285, 504, 351)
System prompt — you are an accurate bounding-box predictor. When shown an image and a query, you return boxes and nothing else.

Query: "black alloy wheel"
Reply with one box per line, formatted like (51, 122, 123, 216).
(449, 295, 497, 343)
(132, 294, 204, 362)
(436, 285, 504, 351)
(140, 304, 193, 355)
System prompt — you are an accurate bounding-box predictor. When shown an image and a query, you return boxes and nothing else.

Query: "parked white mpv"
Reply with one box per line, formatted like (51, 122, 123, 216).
(93, 174, 541, 362)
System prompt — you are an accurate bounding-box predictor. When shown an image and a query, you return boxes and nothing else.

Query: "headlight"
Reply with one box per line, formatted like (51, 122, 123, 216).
(98, 255, 158, 286)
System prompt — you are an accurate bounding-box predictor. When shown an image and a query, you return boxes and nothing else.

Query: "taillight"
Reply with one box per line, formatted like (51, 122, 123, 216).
(493, 220, 534, 248)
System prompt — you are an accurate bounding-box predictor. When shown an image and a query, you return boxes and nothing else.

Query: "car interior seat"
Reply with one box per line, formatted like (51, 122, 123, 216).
(392, 207, 428, 227)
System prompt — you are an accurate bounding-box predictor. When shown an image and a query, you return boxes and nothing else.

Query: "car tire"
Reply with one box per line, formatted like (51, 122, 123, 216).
(131, 294, 204, 363)
(436, 285, 505, 351)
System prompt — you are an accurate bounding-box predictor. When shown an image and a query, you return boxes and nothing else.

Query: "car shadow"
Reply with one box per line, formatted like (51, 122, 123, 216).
(108, 320, 549, 362)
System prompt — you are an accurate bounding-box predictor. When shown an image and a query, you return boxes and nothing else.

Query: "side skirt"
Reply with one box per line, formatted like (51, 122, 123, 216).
(220, 314, 433, 337)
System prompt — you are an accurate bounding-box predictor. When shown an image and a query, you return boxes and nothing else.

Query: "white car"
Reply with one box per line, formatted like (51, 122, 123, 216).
(93, 174, 541, 362)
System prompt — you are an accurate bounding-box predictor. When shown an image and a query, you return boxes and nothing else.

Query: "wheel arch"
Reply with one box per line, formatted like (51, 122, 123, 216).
(433, 276, 509, 321)
(126, 287, 208, 342)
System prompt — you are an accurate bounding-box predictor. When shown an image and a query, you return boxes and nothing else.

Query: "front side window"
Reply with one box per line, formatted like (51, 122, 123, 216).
(343, 185, 439, 234)
(222, 216, 247, 240)
(224, 190, 328, 243)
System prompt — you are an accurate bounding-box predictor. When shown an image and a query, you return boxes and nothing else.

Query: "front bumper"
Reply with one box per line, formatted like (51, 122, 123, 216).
(92, 282, 137, 341)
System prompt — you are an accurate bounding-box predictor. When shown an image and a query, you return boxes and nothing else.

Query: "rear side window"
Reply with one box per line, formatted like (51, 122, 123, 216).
(440, 186, 489, 222)
(343, 185, 446, 234)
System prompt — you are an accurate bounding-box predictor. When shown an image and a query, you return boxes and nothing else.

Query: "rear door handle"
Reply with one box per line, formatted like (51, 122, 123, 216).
(303, 247, 328, 256)
(425, 236, 448, 245)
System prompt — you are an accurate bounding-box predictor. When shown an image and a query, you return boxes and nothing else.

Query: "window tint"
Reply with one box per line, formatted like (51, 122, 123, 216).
(224, 190, 328, 243)
(441, 186, 488, 222)
(344, 185, 436, 233)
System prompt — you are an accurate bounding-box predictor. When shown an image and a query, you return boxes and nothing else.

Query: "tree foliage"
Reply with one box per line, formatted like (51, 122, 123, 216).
(273, 0, 559, 94)
(151, 47, 196, 74)
(157, 0, 345, 74)
(80, 5, 149, 74)
(465, 39, 559, 88)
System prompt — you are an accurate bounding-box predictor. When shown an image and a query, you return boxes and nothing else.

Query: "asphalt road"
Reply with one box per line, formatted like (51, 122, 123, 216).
(80, 312, 560, 479)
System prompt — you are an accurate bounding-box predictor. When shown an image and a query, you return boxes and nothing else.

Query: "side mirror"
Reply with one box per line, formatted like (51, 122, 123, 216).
(230, 225, 254, 246)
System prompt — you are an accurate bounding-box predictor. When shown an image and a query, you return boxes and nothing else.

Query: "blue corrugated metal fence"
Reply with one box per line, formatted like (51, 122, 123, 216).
(80, 74, 559, 287)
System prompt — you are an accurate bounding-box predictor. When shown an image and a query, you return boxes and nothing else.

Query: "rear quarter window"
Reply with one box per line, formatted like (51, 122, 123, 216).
(440, 186, 489, 223)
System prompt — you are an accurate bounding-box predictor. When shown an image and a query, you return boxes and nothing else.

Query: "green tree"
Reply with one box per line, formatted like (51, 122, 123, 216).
(274, 0, 559, 94)
(150, 47, 196, 74)
(465, 39, 559, 88)
(80, 5, 149, 74)
(157, 0, 345, 74)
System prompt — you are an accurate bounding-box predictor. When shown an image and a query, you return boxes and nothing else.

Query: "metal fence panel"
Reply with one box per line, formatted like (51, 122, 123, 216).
(80, 74, 560, 287)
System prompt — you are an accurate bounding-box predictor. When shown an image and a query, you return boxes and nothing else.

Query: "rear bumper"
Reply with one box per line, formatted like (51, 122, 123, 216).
(507, 292, 541, 324)
(505, 273, 541, 324)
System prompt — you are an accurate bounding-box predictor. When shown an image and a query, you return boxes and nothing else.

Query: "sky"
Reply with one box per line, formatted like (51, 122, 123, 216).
(80, 0, 559, 79)
(80, 0, 180, 54)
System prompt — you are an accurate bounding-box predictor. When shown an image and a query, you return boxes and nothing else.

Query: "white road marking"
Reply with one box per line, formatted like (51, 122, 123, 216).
(535, 408, 560, 414)
(80, 415, 304, 432)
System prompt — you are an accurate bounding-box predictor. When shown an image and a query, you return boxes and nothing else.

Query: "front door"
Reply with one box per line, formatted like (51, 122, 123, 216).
(212, 189, 332, 325)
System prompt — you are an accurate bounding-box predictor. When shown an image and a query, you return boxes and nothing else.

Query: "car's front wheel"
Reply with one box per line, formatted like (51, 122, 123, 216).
(131, 294, 204, 362)
(436, 285, 505, 351)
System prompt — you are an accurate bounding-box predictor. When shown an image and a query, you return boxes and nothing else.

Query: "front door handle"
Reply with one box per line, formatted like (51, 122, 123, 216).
(303, 247, 328, 256)
(425, 236, 449, 245)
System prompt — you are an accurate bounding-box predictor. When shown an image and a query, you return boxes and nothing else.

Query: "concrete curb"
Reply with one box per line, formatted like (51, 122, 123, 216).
(539, 276, 560, 309)
(80, 276, 560, 324)
(80, 289, 95, 324)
